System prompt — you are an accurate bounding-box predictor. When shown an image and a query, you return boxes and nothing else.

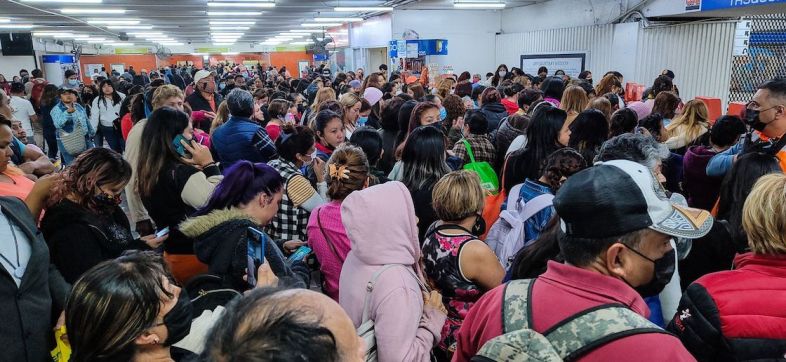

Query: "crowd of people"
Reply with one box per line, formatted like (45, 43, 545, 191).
(0, 59, 785, 362)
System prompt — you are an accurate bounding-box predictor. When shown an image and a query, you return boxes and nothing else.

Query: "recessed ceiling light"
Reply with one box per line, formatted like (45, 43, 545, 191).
(21, 0, 101, 3)
(334, 6, 393, 11)
(288, 29, 322, 33)
(107, 25, 153, 30)
(213, 42, 236, 45)
(129, 32, 163, 36)
(211, 32, 244, 36)
(453, 2, 506, 8)
(207, 11, 262, 16)
(61, 8, 125, 14)
(210, 21, 255, 25)
(207, 2, 275, 7)
(313, 17, 362, 22)
(87, 19, 140, 25)
(0, 19, 10, 23)
(104, 42, 135, 46)
(210, 26, 250, 30)
(0, 24, 36, 29)
(302, 23, 341, 27)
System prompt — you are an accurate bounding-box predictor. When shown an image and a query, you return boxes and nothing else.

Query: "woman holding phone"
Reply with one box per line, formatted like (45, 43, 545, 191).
(180, 161, 309, 290)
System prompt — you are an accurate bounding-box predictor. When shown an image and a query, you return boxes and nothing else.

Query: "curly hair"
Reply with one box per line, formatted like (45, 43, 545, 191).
(47, 148, 132, 213)
(540, 148, 587, 191)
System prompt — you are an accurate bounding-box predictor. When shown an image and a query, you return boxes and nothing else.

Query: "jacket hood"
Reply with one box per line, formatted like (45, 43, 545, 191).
(341, 181, 420, 266)
(482, 102, 506, 114)
(684, 145, 718, 168)
(179, 208, 256, 266)
(179, 208, 255, 239)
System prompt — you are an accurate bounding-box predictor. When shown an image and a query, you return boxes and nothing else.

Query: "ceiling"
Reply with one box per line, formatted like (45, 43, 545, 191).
(0, 0, 536, 48)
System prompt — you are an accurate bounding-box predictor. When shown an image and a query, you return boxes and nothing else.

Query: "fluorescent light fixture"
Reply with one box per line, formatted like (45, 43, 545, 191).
(0, 19, 10, 23)
(302, 23, 340, 27)
(87, 39, 105, 43)
(210, 26, 250, 30)
(72, 35, 92, 39)
(453, 2, 506, 8)
(210, 21, 255, 25)
(21, 0, 101, 3)
(213, 42, 236, 45)
(129, 32, 164, 36)
(61, 8, 125, 14)
(288, 29, 321, 33)
(159, 42, 183, 46)
(207, 2, 275, 7)
(207, 11, 262, 16)
(87, 19, 140, 25)
(313, 17, 362, 22)
(107, 25, 153, 30)
(334, 6, 393, 11)
(52, 33, 76, 38)
(211, 32, 243, 36)
(191, 53, 208, 56)
(105, 42, 135, 46)
(33, 32, 61, 36)
(221, 52, 239, 55)
(0, 24, 36, 29)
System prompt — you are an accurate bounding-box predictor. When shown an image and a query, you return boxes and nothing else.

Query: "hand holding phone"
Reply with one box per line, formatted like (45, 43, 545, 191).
(155, 227, 170, 238)
(247, 227, 267, 287)
(287, 245, 312, 264)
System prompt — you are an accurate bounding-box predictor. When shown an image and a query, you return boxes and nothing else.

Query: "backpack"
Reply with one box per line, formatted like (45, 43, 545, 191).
(474, 279, 669, 361)
(30, 79, 48, 109)
(485, 184, 554, 270)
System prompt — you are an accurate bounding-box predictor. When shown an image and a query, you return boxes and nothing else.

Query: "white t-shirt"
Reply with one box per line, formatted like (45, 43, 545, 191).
(9, 96, 35, 135)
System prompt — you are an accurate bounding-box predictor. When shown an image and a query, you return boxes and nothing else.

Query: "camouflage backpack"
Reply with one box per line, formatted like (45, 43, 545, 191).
(474, 279, 671, 361)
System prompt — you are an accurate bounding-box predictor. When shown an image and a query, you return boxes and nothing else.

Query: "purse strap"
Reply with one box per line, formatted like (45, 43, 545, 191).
(462, 138, 477, 164)
(360, 264, 429, 324)
(317, 208, 342, 261)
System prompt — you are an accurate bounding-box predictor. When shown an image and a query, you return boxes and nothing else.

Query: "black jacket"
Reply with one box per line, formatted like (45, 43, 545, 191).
(0, 197, 70, 362)
(185, 91, 223, 114)
(479, 102, 508, 134)
(179, 208, 309, 290)
(40, 199, 149, 284)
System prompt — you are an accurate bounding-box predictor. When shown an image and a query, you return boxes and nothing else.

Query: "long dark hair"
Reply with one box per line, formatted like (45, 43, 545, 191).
(98, 79, 122, 107)
(401, 125, 451, 191)
(136, 107, 192, 198)
(568, 109, 609, 164)
(39, 84, 60, 108)
(47, 148, 132, 213)
(510, 215, 562, 279)
(66, 251, 174, 362)
(395, 100, 418, 148)
(717, 152, 783, 251)
(540, 76, 565, 101)
(504, 105, 567, 193)
(195, 161, 284, 216)
(609, 108, 638, 138)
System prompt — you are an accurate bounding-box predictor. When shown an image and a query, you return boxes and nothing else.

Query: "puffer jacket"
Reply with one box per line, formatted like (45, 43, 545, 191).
(494, 117, 526, 170)
(479, 102, 508, 134)
(667, 252, 786, 361)
(179, 208, 309, 290)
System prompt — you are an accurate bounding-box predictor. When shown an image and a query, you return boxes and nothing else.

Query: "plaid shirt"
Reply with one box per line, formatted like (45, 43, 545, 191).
(453, 133, 497, 166)
(266, 159, 310, 242)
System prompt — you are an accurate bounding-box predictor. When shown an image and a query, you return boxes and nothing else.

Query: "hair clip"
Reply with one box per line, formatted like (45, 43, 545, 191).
(328, 164, 350, 180)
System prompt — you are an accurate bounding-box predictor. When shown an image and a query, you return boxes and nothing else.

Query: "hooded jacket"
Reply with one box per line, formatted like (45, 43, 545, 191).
(682, 145, 723, 210)
(179, 208, 308, 290)
(339, 182, 446, 362)
(479, 102, 508, 133)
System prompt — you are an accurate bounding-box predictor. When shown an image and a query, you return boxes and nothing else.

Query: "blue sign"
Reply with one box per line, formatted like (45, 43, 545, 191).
(388, 39, 448, 58)
(42, 54, 75, 63)
(701, 0, 786, 11)
(313, 53, 328, 62)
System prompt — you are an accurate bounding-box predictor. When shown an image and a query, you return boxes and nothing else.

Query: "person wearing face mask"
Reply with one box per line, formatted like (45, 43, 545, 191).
(185, 70, 223, 131)
(60, 69, 80, 90)
(212, 89, 278, 167)
(491, 64, 510, 87)
(40, 148, 167, 284)
(707, 78, 786, 177)
(51, 87, 95, 166)
(452, 111, 496, 167)
(454, 159, 711, 362)
(422, 170, 505, 361)
(65, 251, 198, 362)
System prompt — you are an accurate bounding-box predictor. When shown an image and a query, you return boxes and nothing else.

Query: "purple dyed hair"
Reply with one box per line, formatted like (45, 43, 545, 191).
(194, 161, 284, 216)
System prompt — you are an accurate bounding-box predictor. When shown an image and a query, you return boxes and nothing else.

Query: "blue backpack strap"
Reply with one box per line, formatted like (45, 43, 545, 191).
(501, 279, 536, 333)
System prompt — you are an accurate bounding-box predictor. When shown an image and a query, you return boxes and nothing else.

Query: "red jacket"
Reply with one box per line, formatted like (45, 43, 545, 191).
(453, 261, 695, 362)
(667, 252, 786, 361)
(500, 98, 519, 115)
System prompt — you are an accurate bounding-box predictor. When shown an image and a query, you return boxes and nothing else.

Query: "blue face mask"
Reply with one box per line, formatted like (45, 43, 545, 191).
(68, 79, 79, 86)
(439, 107, 447, 121)
(358, 116, 368, 126)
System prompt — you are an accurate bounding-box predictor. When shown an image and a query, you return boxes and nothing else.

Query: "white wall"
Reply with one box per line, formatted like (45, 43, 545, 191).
(0, 55, 37, 78)
(391, 9, 501, 76)
(351, 14, 392, 49)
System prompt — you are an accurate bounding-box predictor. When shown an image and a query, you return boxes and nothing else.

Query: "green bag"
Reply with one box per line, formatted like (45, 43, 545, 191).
(461, 139, 499, 194)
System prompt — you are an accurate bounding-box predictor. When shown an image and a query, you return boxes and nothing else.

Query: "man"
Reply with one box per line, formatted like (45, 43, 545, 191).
(453, 159, 712, 361)
(18, 69, 29, 84)
(24, 69, 48, 107)
(8, 83, 37, 145)
(707, 77, 786, 176)
(99, 66, 107, 78)
(61, 69, 80, 90)
(185, 70, 222, 131)
(90, 69, 100, 82)
(379, 63, 388, 80)
(212, 88, 277, 166)
(0, 195, 70, 362)
(201, 287, 364, 361)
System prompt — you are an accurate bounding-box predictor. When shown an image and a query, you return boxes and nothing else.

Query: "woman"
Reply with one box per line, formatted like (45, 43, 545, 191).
(394, 101, 441, 161)
(267, 125, 327, 244)
(90, 79, 126, 152)
(81, 85, 98, 115)
(307, 145, 369, 301)
(503, 105, 570, 194)
(137, 106, 222, 283)
(540, 76, 565, 107)
(568, 109, 609, 164)
(377, 97, 405, 175)
(496, 114, 530, 167)
(491, 64, 510, 87)
(37, 84, 60, 159)
(665, 99, 710, 154)
(179, 161, 309, 291)
(265, 99, 290, 142)
(651, 91, 680, 127)
(360, 72, 384, 94)
(65, 252, 195, 362)
(313, 109, 346, 164)
(668, 173, 786, 361)
(609, 108, 639, 138)
(0, 74, 9, 95)
(120, 87, 145, 141)
(560, 85, 589, 127)
(477, 88, 507, 132)
(339, 181, 447, 362)
(305, 87, 336, 126)
(208, 100, 229, 135)
(593, 73, 623, 100)
(442, 94, 467, 145)
(51, 87, 95, 166)
(0, 115, 35, 199)
(41, 148, 165, 284)
(455, 71, 472, 98)
(422, 171, 505, 359)
(339, 92, 362, 138)
(587, 96, 612, 121)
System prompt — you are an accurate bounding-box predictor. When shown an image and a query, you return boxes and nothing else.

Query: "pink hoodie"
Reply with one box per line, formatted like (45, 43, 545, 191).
(339, 182, 446, 362)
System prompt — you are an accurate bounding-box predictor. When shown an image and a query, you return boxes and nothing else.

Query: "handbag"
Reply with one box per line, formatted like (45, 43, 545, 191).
(58, 118, 87, 156)
(358, 264, 428, 362)
(461, 139, 499, 194)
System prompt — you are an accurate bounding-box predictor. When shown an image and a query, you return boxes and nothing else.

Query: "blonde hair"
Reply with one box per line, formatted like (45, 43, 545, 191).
(435, 78, 455, 99)
(587, 97, 612, 121)
(742, 173, 786, 255)
(151, 85, 184, 110)
(338, 92, 362, 124)
(310, 87, 336, 112)
(667, 99, 709, 143)
(432, 170, 485, 222)
(210, 101, 230, 135)
(560, 86, 589, 115)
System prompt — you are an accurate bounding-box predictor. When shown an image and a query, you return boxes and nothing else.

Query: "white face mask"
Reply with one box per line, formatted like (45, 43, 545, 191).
(498, 71, 507, 78)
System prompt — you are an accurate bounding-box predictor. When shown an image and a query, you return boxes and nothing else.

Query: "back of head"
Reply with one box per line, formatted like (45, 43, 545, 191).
(540, 76, 565, 101)
(471, 85, 486, 102)
(718, 152, 782, 230)
(540, 148, 588, 190)
(325, 144, 370, 200)
(402, 125, 450, 190)
(465, 110, 489, 135)
(480, 87, 502, 105)
(518, 89, 543, 109)
(638, 113, 666, 140)
(137, 107, 192, 197)
(197, 161, 284, 215)
(226, 88, 254, 118)
(560, 85, 589, 114)
(568, 109, 609, 152)
(432, 170, 484, 221)
(396, 100, 418, 144)
(651, 75, 674, 98)
(596, 133, 669, 170)
(268, 99, 290, 119)
(609, 108, 638, 138)
(587, 97, 612, 121)
(10, 82, 24, 95)
(672, 99, 708, 130)
(349, 127, 383, 167)
(742, 173, 786, 255)
(380, 97, 404, 131)
(443, 94, 466, 123)
(710, 115, 746, 148)
(276, 125, 315, 162)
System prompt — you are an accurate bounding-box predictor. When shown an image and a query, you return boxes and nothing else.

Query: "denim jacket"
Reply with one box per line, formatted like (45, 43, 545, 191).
(51, 101, 95, 136)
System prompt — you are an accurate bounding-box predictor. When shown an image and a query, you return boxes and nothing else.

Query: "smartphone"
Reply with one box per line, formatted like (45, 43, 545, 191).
(155, 227, 170, 238)
(287, 245, 312, 264)
(172, 134, 191, 157)
(246, 227, 266, 287)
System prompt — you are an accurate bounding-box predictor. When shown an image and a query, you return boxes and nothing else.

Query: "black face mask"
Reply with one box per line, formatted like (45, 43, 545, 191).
(93, 193, 122, 208)
(745, 107, 770, 132)
(162, 289, 193, 346)
(471, 214, 486, 236)
(623, 247, 676, 298)
(297, 104, 305, 114)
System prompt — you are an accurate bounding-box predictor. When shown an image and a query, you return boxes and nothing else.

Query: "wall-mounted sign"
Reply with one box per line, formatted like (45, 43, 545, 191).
(520, 53, 586, 78)
(195, 47, 230, 54)
(114, 47, 149, 54)
(388, 39, 448, 58)
(686, 0, 701, 11)
(733, 20, 752, 56)
(700, 0, 785, 11)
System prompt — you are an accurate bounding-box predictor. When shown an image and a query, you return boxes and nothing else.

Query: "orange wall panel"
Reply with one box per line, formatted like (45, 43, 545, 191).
(79, 54, 158, 85)
(270, 51, 312, 76)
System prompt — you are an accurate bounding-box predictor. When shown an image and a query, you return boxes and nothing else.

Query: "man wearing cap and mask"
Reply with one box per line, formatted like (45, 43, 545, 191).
(707, 78, 786, 177)
(185, 70, 222, 131)
(453, 159, 711, 362)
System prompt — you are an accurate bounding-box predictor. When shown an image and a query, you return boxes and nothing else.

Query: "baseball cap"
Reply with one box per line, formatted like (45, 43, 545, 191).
(661, 69, 675, 80)
(405, 75, 418, 85)
(193, 70, 216, 84)
(58, 87, 78, 96)
(349, 79, 362, 88)
(554, 159, 713, 240)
